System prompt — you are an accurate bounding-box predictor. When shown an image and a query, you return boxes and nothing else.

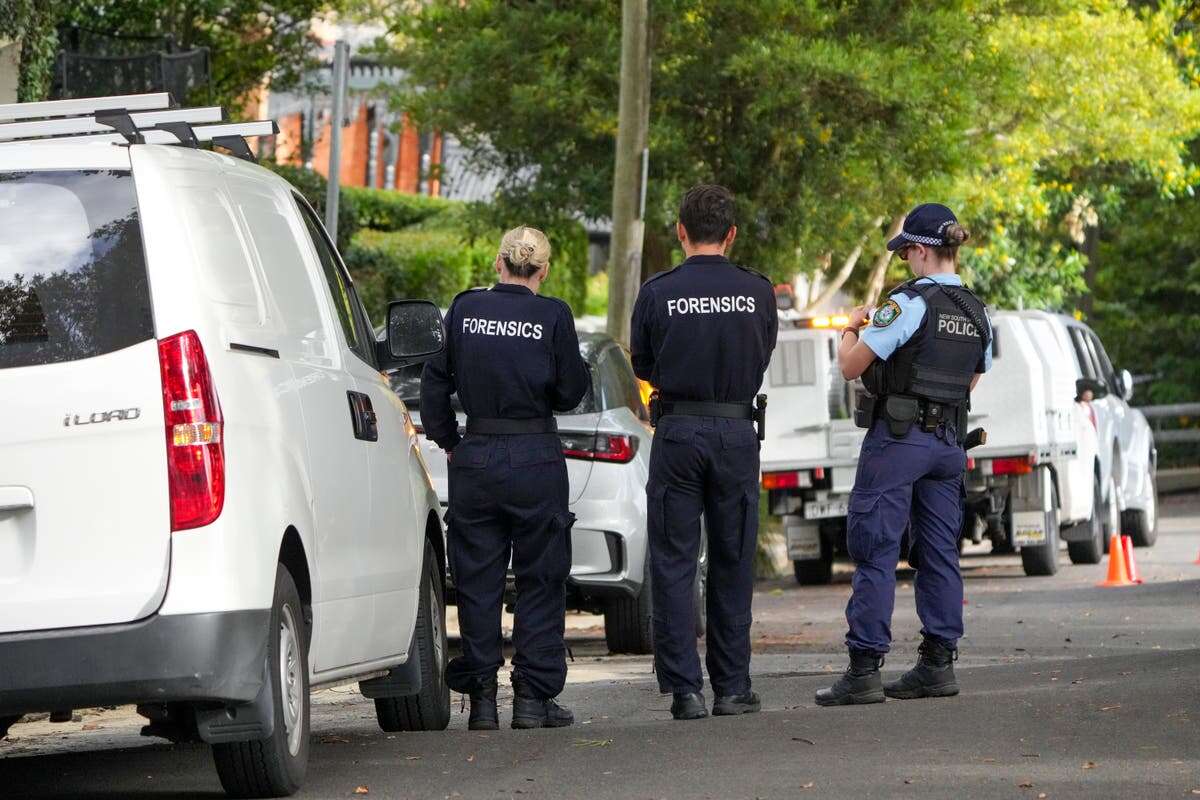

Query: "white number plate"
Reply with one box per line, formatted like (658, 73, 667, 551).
(786, 523, 821, 560)
(804, 499, 849, 520)
(1013, 511, 1047, 547)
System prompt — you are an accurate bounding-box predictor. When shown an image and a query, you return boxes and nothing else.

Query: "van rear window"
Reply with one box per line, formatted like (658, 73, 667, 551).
(0, 170, 153, 370)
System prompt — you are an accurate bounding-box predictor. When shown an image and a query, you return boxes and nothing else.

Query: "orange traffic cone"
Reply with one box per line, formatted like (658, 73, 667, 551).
(1121, 535, 1143, 584)
(1098, 534, 1133, 587)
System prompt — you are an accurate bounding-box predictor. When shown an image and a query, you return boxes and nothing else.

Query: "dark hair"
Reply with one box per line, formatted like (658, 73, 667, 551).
(931, 223, 970, 262)
(679, 184, 735, 244)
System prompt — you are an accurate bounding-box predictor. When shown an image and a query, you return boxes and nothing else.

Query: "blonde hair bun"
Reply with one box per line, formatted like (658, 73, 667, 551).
(499, 226, 551, 278)
(943, 223, 970, 246)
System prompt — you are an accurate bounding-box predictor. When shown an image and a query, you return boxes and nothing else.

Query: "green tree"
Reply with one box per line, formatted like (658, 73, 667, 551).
(37, 1, 345, 111)
(379, 0, 1200, 311)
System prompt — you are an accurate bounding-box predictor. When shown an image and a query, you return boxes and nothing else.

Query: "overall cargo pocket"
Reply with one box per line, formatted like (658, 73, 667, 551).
(846, 490, 884, 562)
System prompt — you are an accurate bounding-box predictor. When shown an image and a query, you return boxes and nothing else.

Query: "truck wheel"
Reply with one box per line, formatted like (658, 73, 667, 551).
(793, 552, 833, 585)
(605, 562, 653, 655)
(1123, 463, 1158, 547)
(213, 567, 309, 799)
(375, 540, 451, 732)
(1068, 479, 1105, 565)
(1020, 505, 1060, 577)
(0, 715, 21, 739)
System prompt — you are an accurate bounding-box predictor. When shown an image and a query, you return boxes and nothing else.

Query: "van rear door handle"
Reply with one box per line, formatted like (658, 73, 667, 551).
(0, 486, 34, 512)
(347, 391, 379, 442)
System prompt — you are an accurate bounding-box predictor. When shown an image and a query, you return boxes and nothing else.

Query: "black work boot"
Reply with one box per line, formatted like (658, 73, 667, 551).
(883, 638, 959, 700)
(713, 691, 761, 716)
(815, 650, 885, 706)
(467, 678, 499, 731)
(511, 677, 574, 730)
(670, 692, 708, 721)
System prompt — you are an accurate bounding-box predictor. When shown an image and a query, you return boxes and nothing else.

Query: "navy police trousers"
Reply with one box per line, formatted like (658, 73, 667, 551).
(647, 415, 760, 696)
(444, 433, 574, 699)
(845, 421, 967, 654)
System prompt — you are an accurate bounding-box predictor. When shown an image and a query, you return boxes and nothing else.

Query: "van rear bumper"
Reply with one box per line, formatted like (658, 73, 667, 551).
(0, 610, 269, 716)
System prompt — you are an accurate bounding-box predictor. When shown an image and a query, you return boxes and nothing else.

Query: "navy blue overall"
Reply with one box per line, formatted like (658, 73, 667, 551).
(420, 283, 590, 699)
(848, 274, 991, 655)
(631, 255, 778, 695)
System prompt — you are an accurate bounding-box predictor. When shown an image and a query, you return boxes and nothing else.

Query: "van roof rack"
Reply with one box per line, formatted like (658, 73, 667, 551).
(0, 93, 275, 161)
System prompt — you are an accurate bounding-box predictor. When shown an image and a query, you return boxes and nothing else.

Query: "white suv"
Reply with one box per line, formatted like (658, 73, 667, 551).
(0, 99, 450, 798)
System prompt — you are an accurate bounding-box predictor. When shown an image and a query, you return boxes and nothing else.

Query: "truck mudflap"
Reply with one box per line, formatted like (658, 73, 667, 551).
(1008, 466, 1056, 548)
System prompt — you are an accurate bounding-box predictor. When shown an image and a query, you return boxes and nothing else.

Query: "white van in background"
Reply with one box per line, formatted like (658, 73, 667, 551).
(0, 95, 450, 798)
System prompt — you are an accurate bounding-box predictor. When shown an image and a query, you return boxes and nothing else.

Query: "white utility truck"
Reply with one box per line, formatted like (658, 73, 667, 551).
(760, 309, 1109, 583)
(759, 317, 864, 584)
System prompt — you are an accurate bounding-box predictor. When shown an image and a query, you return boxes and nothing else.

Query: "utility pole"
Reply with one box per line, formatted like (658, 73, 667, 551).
(607, 0, 650, 346)
(325, 40, 350, 242)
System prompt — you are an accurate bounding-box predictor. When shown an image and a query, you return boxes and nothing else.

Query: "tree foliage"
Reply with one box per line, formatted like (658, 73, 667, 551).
(25, 1, 344, 112)
(381, 0, 1200, 311)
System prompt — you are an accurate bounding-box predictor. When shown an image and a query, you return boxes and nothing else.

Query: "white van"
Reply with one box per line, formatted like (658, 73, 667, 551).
(0, 96, 450, 798)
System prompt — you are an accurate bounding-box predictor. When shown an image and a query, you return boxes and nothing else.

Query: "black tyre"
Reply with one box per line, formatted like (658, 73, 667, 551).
(375, 540, 451, 732)
(0, 715, 21, 739)
(1067, 477, 1105, 565)
(213, 567, 309, 799)
(605, 561, 653, 655)
(1123, 463, 1158, 548)
(793, 553, 833, 585)
(1020, 505, 1060, 577)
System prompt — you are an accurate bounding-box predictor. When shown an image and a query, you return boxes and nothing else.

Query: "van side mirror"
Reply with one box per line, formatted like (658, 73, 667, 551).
(1075, 377, 1108, 402)
(377, 300, 445, 372)
(1118, 368, 1134, 402)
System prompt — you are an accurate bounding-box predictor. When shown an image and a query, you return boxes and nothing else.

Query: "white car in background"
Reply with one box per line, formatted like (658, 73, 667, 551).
(390, 332, 706, 655)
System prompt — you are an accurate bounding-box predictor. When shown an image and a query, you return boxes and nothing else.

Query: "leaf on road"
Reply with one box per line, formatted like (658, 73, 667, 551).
(1100, 705, 1122, 711)
(1038, 794, 1047, 799)
(354, 787, 369, 795)
(574, 738, 613, 747)
(1083, 761, 1097, 769)
(1019, 781, 1035, 789)
(791, 737, 816, 745)
(801, 782, 815, 789)
(320, 735, 350, 744)
(405, 756, 422, 761)
(467, 755, 475, 762)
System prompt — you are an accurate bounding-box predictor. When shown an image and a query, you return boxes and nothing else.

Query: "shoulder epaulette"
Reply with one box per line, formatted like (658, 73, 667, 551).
(641, 265, 680, 288)
(732, 262, 773, 285)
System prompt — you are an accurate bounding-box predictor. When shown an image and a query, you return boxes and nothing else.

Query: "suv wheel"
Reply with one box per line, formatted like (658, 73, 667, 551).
(213, 566, 309, 798)
(1123, 462, 1158, 547)
(375, 540, 451, 732)
(605, 559, 653, 655)
(1067, 477, 1105, 565)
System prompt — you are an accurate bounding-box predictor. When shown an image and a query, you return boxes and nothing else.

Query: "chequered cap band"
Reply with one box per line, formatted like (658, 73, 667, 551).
(898, 230, 945, 246)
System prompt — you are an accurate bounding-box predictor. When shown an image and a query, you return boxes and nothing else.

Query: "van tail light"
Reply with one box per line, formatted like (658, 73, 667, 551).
(991, 455, 1035, 476)
(159, 330, 225, 531)
(762, 470, 813, 490)
(561, 432, 638, 463)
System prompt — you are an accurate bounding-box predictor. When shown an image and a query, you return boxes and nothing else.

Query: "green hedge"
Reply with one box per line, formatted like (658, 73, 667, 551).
(344, 228, 495, 318)
(343, 186, 452, 231)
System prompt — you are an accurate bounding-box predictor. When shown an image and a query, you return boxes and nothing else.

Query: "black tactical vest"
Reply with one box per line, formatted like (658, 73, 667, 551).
(867, 280, 989, 405)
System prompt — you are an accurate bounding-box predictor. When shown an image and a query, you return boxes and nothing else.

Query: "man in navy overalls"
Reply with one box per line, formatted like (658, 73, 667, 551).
(631, 185, 778, 720)
(817, 204, 992, 706)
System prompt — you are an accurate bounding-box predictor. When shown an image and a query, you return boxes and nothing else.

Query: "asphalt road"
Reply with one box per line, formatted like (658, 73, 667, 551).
(3, 495, 1198, 799)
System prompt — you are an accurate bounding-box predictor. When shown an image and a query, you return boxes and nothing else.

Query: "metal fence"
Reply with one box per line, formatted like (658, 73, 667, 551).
(1140, 403, 1200, 443)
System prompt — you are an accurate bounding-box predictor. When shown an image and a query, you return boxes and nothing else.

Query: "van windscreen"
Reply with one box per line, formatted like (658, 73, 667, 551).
(0, 170, 153, 370)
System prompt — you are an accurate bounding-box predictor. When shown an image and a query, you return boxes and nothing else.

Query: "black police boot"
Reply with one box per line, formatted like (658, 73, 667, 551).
(467, 678, 499, 731)
(713, 691, 760, 717)
(883, 638, 959, 700)
(670, 691, 708, 721)
(814, 650, 885, 707)
(511, 677, 574, 730)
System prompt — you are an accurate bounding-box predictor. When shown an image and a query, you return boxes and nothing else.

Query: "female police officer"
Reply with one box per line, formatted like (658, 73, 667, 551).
(420, 226, 589, 729)
(816, 203, 992, 707)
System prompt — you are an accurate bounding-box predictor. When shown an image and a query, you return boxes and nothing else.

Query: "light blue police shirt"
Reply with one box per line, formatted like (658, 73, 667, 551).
(859, 273, 993, 372)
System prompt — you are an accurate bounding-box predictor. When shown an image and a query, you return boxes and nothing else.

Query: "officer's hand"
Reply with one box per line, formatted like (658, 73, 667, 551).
(446, 449, 454, 463)
(848, 305, 871, 329)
